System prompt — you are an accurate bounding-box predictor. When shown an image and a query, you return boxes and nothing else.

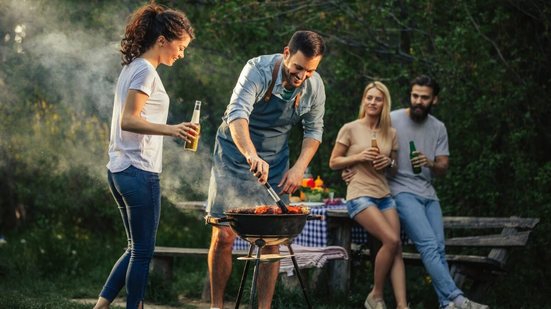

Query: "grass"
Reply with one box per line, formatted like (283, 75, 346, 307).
(0, 267, 111, 308)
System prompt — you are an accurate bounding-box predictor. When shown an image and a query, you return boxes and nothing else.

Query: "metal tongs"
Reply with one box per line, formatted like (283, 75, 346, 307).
(253, 170, 289, 214)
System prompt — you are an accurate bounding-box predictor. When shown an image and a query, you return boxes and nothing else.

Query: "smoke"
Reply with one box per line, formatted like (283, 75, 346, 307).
(9, 0, 123, 117)
(0, 0, 122, 177)
(0, 0, 214, 206)
(162, 139, 212, 205)
(28, 30, 120, 117)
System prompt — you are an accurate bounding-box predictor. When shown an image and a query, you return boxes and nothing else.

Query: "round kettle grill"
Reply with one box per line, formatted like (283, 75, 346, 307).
(208, 180, 320, 309)
(217, 212, 316, 246)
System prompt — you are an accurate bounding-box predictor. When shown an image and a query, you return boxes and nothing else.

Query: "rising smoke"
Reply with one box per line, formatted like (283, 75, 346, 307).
(0, 0, 213, 206)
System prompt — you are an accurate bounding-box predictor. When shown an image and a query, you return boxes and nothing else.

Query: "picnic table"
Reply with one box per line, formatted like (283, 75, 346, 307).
(325, 208, 540, 299)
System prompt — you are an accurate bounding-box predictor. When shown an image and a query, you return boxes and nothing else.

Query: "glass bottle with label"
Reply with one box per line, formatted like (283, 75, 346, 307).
(371, 132, 380, 153)
(371, 132, 379, 167)
(184, 100, 201, 151)
(409, 140, 422, 174)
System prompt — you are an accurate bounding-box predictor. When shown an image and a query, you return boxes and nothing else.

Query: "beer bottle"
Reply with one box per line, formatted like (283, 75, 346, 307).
(409, 141, 422, 174)
(371, 132, 379, 167)
(184, 100, 201, 151)
(371, 132, 380, 152)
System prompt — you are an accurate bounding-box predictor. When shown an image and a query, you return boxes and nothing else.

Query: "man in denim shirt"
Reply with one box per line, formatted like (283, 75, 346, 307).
(206, 31, 326, 309)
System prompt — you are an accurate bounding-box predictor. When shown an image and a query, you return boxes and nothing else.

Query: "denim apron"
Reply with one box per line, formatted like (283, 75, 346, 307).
(207, 57, 302, 216)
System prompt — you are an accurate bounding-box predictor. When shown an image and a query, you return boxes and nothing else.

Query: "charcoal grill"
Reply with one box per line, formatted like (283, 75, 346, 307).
(208, 208, 320, 309)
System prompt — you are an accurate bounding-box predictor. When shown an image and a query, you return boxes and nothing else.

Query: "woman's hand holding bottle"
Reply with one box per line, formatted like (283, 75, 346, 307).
(171, 122, 199, 143)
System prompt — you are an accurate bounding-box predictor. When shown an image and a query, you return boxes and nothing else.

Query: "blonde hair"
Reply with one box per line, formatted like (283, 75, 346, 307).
(358, 81, 392, 141)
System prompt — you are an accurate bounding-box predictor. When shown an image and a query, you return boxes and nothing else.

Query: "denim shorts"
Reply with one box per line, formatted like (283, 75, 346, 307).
(346, 195, 396, 219)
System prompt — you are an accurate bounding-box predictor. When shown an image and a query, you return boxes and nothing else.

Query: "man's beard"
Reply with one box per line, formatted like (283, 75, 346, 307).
(409, 103, 432, 122)
(282, 66, 301, 89)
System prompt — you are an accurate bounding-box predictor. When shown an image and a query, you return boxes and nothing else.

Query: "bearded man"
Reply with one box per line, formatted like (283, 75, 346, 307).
(389, 75, 488, 309)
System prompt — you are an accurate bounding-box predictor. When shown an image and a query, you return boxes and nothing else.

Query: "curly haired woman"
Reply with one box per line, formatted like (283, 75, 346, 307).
(94, 3, 196, 308)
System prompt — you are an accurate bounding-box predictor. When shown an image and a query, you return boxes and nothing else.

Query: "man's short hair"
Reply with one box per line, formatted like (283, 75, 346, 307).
(288, 30, 326, 58)
(410, 75, 440, 96)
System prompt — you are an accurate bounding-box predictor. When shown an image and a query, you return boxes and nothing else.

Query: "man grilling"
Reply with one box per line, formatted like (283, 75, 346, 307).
(205, 30, 326, 309)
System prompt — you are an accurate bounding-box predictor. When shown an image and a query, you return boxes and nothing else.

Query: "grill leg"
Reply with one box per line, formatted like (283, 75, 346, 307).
(287, 244, 312, 309)
(235, 244, 255, 309)
(249, 246, 263, 309)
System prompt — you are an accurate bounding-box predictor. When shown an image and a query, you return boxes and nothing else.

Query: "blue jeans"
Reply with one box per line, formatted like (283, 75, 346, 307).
(394, 192, 462, 307)
(100, 166, 161, 309)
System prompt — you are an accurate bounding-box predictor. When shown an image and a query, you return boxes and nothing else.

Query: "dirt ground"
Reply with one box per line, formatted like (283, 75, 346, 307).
(71, 297, 235, 309)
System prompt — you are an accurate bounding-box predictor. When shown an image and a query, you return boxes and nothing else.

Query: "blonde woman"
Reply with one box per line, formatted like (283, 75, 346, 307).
(329, 81, 408, 309)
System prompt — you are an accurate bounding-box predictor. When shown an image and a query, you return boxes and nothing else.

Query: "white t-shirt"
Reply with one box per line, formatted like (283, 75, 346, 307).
(107, 58, 169, 173)
(388, 108, 449, 200)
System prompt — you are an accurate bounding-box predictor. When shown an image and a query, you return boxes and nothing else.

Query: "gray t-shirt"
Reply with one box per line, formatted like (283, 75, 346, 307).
(388, 108, 449, 200)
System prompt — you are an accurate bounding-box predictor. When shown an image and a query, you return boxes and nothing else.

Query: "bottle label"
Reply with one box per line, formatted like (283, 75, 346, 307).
(184, 101, 201, 152)
(371, 139, 379, 150)
(184, 125, 200, 151)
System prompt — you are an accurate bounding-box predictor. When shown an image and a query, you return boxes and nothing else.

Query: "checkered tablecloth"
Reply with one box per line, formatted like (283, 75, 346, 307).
(233, 203, 370, 251)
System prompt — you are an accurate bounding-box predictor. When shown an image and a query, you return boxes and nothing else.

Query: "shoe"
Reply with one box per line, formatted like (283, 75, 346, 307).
(364, 292, 387, 309)
(465, 299, 489, 309)
(447, 299, 489, 309)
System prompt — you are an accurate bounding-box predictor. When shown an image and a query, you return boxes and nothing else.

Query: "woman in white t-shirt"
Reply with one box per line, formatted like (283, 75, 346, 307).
(95, 3, 197, 309)
(329, 81, 409, 309)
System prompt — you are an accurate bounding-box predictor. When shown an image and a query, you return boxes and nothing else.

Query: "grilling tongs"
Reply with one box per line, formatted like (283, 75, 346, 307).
(253, 170, 289, 214)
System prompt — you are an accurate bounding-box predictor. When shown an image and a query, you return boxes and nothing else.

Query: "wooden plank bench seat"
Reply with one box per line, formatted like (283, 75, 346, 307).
(325, 209, 539, 298)
(154, 246, 209, 257)
(151, 246, 248, 281)
(150, 246, 250, 301)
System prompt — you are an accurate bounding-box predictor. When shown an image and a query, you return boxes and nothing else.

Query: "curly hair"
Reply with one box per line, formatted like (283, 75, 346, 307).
(120, 2, 195, 65)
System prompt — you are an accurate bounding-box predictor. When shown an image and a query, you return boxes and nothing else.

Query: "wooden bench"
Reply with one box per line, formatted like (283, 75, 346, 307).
(151, 246, 248, 281)
(151, 246, 250, 301)
(325, 209, 539, 298)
